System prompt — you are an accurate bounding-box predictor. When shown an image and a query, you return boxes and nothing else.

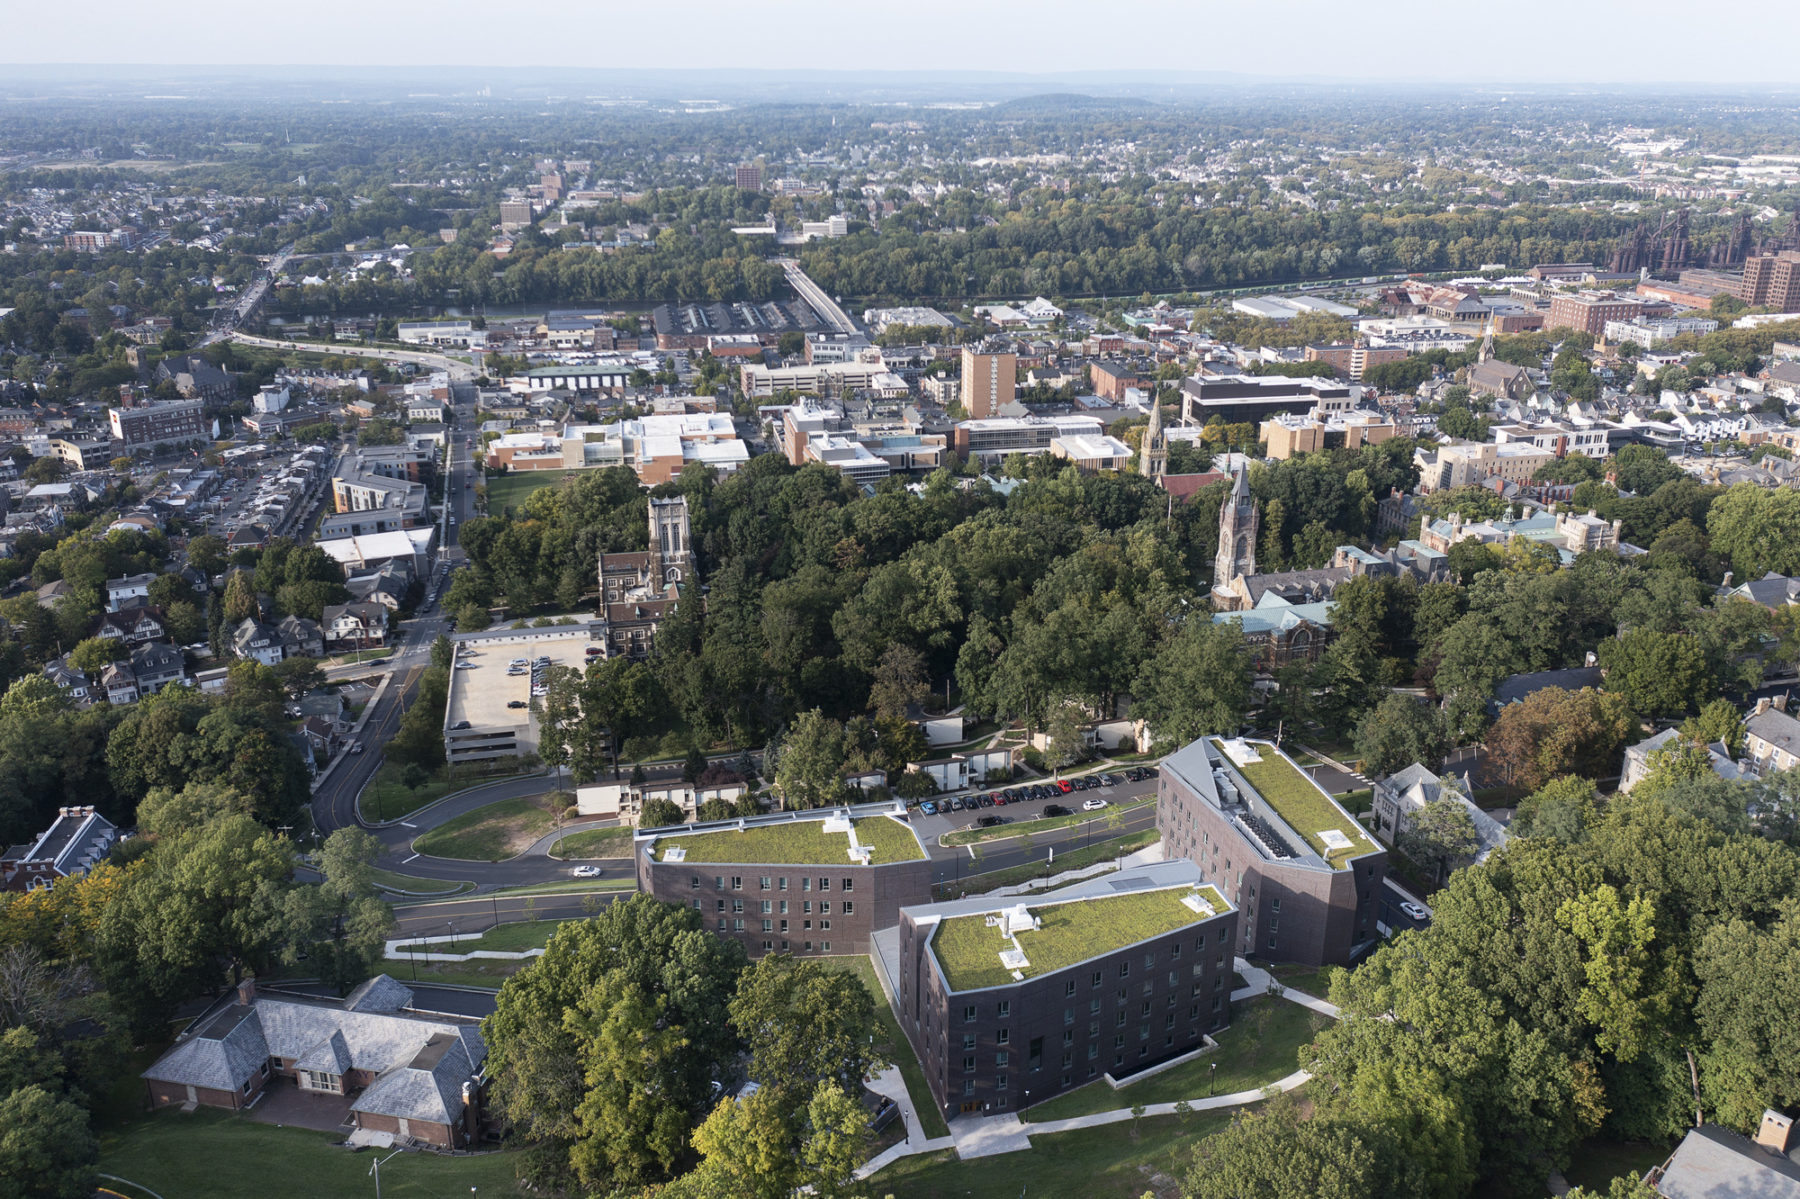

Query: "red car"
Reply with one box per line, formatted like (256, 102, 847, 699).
(1057, 779, 1074, 794)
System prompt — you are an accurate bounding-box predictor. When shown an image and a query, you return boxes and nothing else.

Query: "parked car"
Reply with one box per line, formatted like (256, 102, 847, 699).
(1044, 804, 1071, 817)
(570, 865, 603, 878)
(919, 801, 938, 815)
(1081, 798, 1108, 812)
(507, 700, 528, 709)
(1401, 901, 1432, 921)
(1100, 774, 1120, 787)
(450, 720, 471, 730)
(948, 796, 965, 811)
(1056, 779, 1074, 794)
(977, 815, 1004, 828)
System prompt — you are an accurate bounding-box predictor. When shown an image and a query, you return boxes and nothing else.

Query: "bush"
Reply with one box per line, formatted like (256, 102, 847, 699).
(1021, 747, 1046, 772)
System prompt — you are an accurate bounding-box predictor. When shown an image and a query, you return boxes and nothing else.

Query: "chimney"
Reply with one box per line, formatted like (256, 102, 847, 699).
(1757, 697, 1774, 717)
(1778, 694, 1791, 714)
(1723, 571, 1734, 588)
(236, 978, 256, 1006)
(1756, 1110, 1796, 1154)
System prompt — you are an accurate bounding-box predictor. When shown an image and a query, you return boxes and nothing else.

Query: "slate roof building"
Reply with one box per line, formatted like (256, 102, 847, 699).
(142, 976, 487, 1147)
(1653, 1111, 1800, 1199)
(1, 805, 120, 891)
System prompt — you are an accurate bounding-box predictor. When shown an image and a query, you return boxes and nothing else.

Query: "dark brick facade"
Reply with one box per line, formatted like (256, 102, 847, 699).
(892, 865, 1238, 1120)
(1157, 738, 1387, 967)
(636, 850, 933, 959)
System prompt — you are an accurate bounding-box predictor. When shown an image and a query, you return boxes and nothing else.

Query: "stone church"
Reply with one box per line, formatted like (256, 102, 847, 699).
(595, 496, 695, 660)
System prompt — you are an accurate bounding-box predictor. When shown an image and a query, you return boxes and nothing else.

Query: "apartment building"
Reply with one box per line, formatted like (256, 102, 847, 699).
(1413, 440, 1554, 492)
(498, 200, 533, 229)
(634, 807, 934, 959)
(325, 447, 431, 537)
(961, 346, 1017, 418)
(739, 359, 907, 400)
(1545, 291, 1661, 338)
(1738, 251, 1800, 313)
(1157, 737, 1386, 967)
(109, 398, 206, 448)
(894, 860, 1237, 1119)
(1303, 341, 1410, 381)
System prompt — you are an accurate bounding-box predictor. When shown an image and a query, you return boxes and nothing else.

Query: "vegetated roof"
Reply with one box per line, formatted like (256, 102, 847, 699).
(930, 884, 1226, 992)
(1212, 739, 1375, 869)
(654, 815, 925, 865)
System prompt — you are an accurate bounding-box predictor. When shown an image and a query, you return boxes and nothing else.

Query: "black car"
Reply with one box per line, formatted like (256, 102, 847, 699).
(1002, 788, 1019, 802)
(1044, 803, 1071, 817)
(977, 815, 1004, 828)
(977, 794, 994, 808)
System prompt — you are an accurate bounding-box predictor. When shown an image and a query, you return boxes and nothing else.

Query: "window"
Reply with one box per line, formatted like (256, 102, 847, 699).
(995, 1075, 1008, 1091)
(1089, 999, 1100, 1015)
(1270, 897, 1281, 913)
(804, 941, 813, 951)
(804, 920, 812, 930)
(1115, 1011, 1127, 1028)
(1143, 952, 1156, 969)
(731, 899, 744, 914)
(818, 877, 830, 891)
(964, 1005, 978, 1024)
(760, 877, 771, 890)
(964, 1056, 977, 1074)
(690, 876, 700, 889)
(1194, 935, 1205, 951)
(782, 940, 790, 951)
(802, 878, 812, 892)
(842, 901, 854, 915)
(762, 920, 773, 932)
(803, 901, 812, 914)
(963, 1034, 976, 1051)
(731, 877, 742, 890)
(1064, 1008, 1074, 1026)
(821, 919, 831, 930)
(1113, 1033, 1125, 1048)
(715, 876, 724, 891)
(842, 878, 854, 892)
(1170, 942, 1181, 959)
(779, 877, 788, 891)
(760, 900, 772, 914)
(1087, 1044, 1099, 1060)
(717, 919, 727, 931)
(822, 941, 830, 952)
(995, 1051, 1009, 1067)
(1119, 961, 1130, 978)
(997, 1028, 1009, 1045)
(1064, 980, 1077, 997)
(997, 1001, 1011, 1018)
(1091, 970, 1103, 988)
(733, 919, 744, 932)
(781, 920, 789, 933)
(819, 902, 830, 915)
(779, 900, 788, 914)
(1268, 936, 1278, 949)
(1062, 1031, 1074, 1046)
(715, 900, 725, 913)
(762, 940, 774, 952)
(963, 1080, 976, 1096)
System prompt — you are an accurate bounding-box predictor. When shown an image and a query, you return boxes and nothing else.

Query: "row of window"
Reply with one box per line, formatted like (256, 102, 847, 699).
(719, 917, 834, 933)
(952, 1024, 1223, 1104)
(702, 898, 854, 917)
(695, 875, 854, 892)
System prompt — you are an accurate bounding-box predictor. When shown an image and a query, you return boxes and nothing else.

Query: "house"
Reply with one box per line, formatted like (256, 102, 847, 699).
(100, 661, 139, 705)
(1723, 571, 1800, 611)
(227, 523, 270, 554)
(1744, 696, 1800, 776)
(94, 605, 166, 645)
(276, 614, 325, 659)
(1370, 763, 1508, 874)
(41, 658, 91, 704)
(231, 618, 284, 667)
(141, 976, 487, 1148)
(300, 715, 342, 760)
(1652, 1111, 1800, 1199)
(575, 777, 750, 824)
(1, 805, 119, 891)
(322, 603, 388, 650)
(904, 748, 1015, 793)
(129, 641, 187, 694)
(105, 572, 155, 611)
(1620, 728, 1742, 792)
(1489, 667, 1605, 715)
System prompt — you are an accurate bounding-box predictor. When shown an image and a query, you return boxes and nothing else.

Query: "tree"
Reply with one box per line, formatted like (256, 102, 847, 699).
(187, 533, 227, 578)
(775, 710, 847, 810)
(1131, 618, 1253, 746)
(1513, 775, 1599, 843)
(1045, 700, 1087, 775)
(1707, 484, 1800, 579)
(682, 745, 709, 783)
(868, 643, 930, 721)
(729, 955, 885, 1111)
(1402, 797, 1480, 882)
(1485, 687, 1633, 791)
(1682, 698, 1745, 757)
(1609, 445, 1683, 496)
(283, 827, 393, 993)
(65, 637, 125, 674)
(1599, 629, 1712, 718)
(1183, 1094, 1380, 1199)
(1354, 695, 1451, 777)
(799, 1082, 873, 1199)
(272, 655, 324, 696)
(221, 571, 258, 625)
(1556, 884, 1668, 1063)
(162, 599, 206, 646)
(430, 634, 455, 671)
(0, 1085, 98, 1199)
(640, 797, 685, 828)
(483, 895, 747, 1190)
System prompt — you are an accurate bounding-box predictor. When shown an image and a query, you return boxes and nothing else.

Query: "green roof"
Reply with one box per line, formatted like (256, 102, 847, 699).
(653, 815, 925, 866)
(930, 885, 1228, 992)
(1211, 739, 1376, 869)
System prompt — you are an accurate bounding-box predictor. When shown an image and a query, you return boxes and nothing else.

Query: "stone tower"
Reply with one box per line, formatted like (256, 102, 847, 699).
(1214, 468, 1259, 593)
(647, 495, 694, 587)
(1140, 398, 1167, 478)
(1477, 316, 1494, 365)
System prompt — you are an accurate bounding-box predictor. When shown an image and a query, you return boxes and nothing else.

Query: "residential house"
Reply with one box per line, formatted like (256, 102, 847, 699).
(904, 748, 1016, 793)
(41, 658, 91, 704)
(1620, 728, 1742, 792)
(141, 976, 487, 1148)
(1652, 1111, 1800, 1199)
(105, 572, 155, 611)
(100, 662, 139, 705)
(276, 614, 325, 658)
(1, 806, 120, 891)
(322, 603, 388, 651)
(231, 618, 286, 667)
(94, 605, 167, 645)
(1744, 696, 1800, 775)
(129, 641, 187, 694)
(1370, 763, 1508, 878)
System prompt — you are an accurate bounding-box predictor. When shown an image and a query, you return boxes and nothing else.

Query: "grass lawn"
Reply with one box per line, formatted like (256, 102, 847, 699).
(933, 830, 1158, 901)
(940, 795, 1156, 846)
(822, 956, 952, 1141)
(872, 1106, 1240, 1198)
(549, 827, 634, 858)
(389, 957, 532, 989)
(368, 867, 467, 896)
(489, 877, 636, 897)
(398, 917, 579, 955)
(360, 761, 532, 823)
(933, 884, 1227, 992)
(413, 797, 555, 861)
(652, 814, 924, 865)
(1210, 739, 1373, 868)
(1265, 961, 1342, 1002)
(97, 1108, 525, 1199)
(1562, 1137, 1674, 1192)
(485, 470, 574, 513)
(1021, 997, 1329, 1123)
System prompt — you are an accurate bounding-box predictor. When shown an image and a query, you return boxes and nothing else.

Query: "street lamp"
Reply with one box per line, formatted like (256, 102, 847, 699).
(369, 1147, 403, 1199)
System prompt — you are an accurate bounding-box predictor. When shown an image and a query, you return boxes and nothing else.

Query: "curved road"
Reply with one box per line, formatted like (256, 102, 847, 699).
(226, 330, 480, 381)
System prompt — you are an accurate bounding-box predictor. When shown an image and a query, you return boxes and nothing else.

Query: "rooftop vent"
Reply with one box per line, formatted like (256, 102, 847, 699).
(663, 846, 686, 863)
(1182, 892, 1216, 917)
(1319, 829, 1354, 852)
(1004, 904, 1039, 935)
(999, 947, 1030, 972)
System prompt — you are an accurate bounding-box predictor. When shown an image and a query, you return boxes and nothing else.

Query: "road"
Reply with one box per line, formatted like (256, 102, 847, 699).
(390, 890, 624, 939)
(225, 331, 481, 381)
(776, 257, 860, 334)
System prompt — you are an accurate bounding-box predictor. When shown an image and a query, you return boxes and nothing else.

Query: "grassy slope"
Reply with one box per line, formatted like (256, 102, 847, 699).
(548, 827, 633, 858)
(413, 798, 554, 861)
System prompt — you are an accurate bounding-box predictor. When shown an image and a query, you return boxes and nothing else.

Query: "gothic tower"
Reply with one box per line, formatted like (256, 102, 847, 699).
(1140, 399, 1167, 478)
(1477, 316, 1494, 365)
(647, 495, 694, 587)
(1213, 468, 1259, 594)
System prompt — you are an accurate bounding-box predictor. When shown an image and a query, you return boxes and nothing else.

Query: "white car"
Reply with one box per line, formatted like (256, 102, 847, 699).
(1081, 798, 1108, 812)
(1400, 901, 1431, 922)
(570, 865, 603, 878)
(454, 661, 476, 669)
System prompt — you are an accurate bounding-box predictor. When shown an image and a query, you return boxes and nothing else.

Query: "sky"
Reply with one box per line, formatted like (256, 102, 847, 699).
(5, 0, 1800, 85)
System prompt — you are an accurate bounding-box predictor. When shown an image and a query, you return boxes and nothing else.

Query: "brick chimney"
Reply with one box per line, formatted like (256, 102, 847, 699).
(236, 978, 256, 1006)
(1756, 1109, 1795, 1154)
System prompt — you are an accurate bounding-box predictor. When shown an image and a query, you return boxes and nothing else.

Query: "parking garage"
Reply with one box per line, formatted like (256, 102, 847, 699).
(442, 623, 601, 764)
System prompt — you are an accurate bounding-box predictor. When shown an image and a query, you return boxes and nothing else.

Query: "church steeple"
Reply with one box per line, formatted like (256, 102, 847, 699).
(1140, 399, 1167, 478)
(1478, 316, 1494, 365)
(1214, 467, 1259, 594)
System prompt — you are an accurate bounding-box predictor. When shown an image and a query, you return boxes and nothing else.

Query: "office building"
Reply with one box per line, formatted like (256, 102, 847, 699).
(1178, 374, 1354, 427)
(1302, 341, 1410, 381)
(1260, 411, 1396, 460)
(1546, 291, 1661, 338)
(1738, 251, 1800, 313)
(952, 415, 1105, 465)
(735, 163, 764, 192)
(961, 346, 1017, 418)
(635, 806, 933, 959)
(1157, 736, 1386, 967)
(894, 859, 1237, 1120)
(109, 397, 206, 448)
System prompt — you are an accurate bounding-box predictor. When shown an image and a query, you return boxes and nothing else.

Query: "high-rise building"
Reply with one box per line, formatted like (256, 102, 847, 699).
(960, 346, 1016, 419)
(735, 163, 763, 192)
(1739, 251, 1800, 313)
(498, 200, 532, 230)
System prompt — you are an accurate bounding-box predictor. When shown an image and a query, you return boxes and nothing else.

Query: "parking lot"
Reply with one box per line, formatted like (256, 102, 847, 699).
(442, 626, 598, 762)
(904, 766, 1160, 849)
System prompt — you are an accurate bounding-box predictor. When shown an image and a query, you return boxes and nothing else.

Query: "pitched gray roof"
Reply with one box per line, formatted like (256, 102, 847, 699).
(1747, 707, 1800, 757)
(351, 1030, 484, 1124)
(141, 1004, 269, 1092)
(345, 974, 413, 1013)
(1658, 1125, 1800, 1199)
(294, 1029, 351, 1074)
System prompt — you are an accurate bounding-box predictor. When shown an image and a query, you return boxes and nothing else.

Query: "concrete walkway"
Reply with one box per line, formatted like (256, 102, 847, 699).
(854, 1067, 957, 1179)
